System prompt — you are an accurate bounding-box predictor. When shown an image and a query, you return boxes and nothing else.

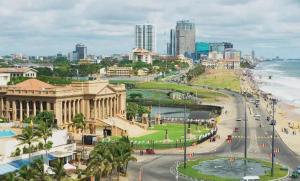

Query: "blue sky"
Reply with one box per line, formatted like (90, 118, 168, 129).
(0, 0, 300, 58)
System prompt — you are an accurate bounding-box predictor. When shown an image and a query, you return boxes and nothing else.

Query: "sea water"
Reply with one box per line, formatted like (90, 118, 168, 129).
(252, 59, 300, 112)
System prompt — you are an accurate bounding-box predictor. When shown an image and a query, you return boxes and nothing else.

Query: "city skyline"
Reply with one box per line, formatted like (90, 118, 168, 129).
(1, 0, 300, 58)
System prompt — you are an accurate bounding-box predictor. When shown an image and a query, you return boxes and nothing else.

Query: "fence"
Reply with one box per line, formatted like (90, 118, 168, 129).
(131, 128, 217, 150)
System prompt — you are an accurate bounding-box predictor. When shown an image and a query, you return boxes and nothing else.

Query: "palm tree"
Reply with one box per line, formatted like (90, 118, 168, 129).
(35, 122, 53, 165)
(16, 159, 52, 181)
(112, 138, 136, 176)
(2, 172, 17, 181)
(72, 113, 86, 159)
(85, 143, 113, 181)
(16, 126, 39, 164)
(51, 158, 67, 180)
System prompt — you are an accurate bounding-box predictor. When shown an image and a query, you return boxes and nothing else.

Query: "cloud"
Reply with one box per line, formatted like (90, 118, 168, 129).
(0, 0, 299, 58)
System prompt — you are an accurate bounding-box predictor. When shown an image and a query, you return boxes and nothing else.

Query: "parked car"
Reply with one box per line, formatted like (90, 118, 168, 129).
(240, 175, 260, 181)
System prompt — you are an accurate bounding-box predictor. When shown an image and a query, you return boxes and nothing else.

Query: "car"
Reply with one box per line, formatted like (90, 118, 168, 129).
(240, 175, 260, 181)
(254, 114, 261, 118)
(249, 99, 255, 103)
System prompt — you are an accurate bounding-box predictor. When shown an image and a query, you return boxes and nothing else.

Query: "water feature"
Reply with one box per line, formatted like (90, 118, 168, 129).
(150, 106, 212, 119)
(0, 130, 16, 138)
(193, 158, 269, 179)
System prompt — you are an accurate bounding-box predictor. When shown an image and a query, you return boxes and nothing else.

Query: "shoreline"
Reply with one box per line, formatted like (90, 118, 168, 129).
(242, 69, 300, 155)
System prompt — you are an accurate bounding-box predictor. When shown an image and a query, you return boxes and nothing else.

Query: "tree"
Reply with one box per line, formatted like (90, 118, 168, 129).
(137, 105, 150, 116)
(110, 139, 136, 176)
(16, 126, 39, 164)
(126, 102, 139, 120)
(72, 113, 86, 159)
(85, 143, 114, 181)
(35, 111, 55, 128)
(51, 158, 67, 180)
(129, 93, 143, 100)
(35, 122, 53, 165)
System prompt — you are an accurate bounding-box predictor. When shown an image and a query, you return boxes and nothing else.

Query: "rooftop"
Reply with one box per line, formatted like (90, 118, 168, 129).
(14, 79, 54, 91)
(0, 67, 37, 73)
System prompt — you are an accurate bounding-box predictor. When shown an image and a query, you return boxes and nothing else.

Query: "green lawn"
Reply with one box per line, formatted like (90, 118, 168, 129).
(192, 70, 241, 92)
(178, 157, 288, 181)
(127, 89, 169, 100)
(109, 79, 139, 84)
(131, 123, 210, 142)
(135, 81, 225, 101)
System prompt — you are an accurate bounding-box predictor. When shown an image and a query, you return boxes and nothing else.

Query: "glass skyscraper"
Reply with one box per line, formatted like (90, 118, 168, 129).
(195, 42, 209, 59)
(135, 24, 156, 52)
(176, 20, 195, 58)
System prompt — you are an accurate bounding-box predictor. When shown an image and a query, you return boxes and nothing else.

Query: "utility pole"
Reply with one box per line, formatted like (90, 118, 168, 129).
(271, 98, 277, 177)
(244, 98, 247, 160)
(184, 105, 187, 168)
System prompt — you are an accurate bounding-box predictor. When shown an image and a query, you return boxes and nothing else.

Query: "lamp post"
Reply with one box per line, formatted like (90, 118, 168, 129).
(184, 105, 187, 168)
(244, 98, 247, 160)
(271, 98, 277, 177)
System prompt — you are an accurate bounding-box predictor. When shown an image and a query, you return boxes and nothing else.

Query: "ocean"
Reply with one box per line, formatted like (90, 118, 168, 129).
(252, 59, 300, 111)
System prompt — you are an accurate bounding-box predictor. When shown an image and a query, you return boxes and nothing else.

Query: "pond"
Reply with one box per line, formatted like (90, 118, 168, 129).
(150, 106, 212, 119)
(193, 158, 269, 179)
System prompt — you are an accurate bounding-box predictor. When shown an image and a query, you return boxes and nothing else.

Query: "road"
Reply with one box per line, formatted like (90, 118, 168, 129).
(127, 89, 300, 181)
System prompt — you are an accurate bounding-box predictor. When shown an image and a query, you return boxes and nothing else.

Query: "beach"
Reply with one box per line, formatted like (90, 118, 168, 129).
(241, 63, 300, 155)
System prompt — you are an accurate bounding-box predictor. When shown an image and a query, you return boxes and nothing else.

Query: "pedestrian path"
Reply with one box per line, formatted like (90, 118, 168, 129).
(232, 135, 278, 139)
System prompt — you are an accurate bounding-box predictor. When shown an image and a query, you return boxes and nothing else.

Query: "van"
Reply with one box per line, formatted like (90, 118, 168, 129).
(240, 175, 260, 181)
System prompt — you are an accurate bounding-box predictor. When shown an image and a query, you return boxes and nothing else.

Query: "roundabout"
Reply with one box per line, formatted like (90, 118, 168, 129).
(177, 157, 289, 181)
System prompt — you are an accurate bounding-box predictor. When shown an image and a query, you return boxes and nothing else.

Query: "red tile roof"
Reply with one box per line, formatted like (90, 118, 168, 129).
(14, 79, 54, 90)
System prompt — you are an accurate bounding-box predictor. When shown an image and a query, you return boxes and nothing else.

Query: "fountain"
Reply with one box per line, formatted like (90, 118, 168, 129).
(192, 158, 269, 179)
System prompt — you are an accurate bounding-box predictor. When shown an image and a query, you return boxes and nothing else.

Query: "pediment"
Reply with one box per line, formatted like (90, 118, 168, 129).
(97, 85, 116, 95)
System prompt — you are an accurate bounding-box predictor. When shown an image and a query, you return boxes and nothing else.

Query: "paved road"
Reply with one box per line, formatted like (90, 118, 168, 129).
(127, 90, 300, 180)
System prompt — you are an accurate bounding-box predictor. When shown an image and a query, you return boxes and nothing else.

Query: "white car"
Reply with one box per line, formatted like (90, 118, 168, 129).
(240, 175, 260, 181)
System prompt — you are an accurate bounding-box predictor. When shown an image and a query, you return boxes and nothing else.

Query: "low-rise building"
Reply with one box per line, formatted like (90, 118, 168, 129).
(129, 48, 154, 64)
(137, 68, 149, 76)
(0, 78, 130, 137)
(0, 67, 37, 78)
(106, 66, 133, 77)
(208, 51, 223, 61)
(0, 73, 10, 86)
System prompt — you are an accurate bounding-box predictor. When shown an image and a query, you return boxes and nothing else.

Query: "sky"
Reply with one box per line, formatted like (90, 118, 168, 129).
(0, 0, 300, 58)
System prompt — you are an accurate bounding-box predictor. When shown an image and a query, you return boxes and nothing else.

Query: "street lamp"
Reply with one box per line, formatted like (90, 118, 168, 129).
(271, 98, 277, 177)
(244, 98, 247, 161)
(184, 105, 187, 169)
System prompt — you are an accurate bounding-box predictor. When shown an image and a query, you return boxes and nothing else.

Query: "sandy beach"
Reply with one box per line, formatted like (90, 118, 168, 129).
(241, 69, 300, 155)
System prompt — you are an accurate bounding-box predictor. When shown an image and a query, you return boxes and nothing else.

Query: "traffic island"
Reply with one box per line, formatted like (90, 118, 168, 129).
(177, 157, 288, 181)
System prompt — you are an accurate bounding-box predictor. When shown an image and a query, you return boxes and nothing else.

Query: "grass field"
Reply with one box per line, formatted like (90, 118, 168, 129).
(135, 81, 225, 101)
(131, 123, 210, 142)
(192, 70, 241, 92)
(178, 157, 288, 181)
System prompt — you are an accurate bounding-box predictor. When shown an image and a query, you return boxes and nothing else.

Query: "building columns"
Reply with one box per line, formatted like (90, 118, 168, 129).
(33, 101, 36, 116)
(94, 99, 97, 119)
(0, 98, 3, 117)
(25, 101, 29, 118)
(98, 99, 101, 119)
(68, 100, 71, 123)
(12, 100, 17, 121)
(40, 101, 43, 112)
(63, 101, 67, 124)
(101, 99, 104, 119)
(76, 99, 80, 114)
(20, 101, 23, 122)
(46, 102, 51, 111)
(72, 100, 76, 118)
